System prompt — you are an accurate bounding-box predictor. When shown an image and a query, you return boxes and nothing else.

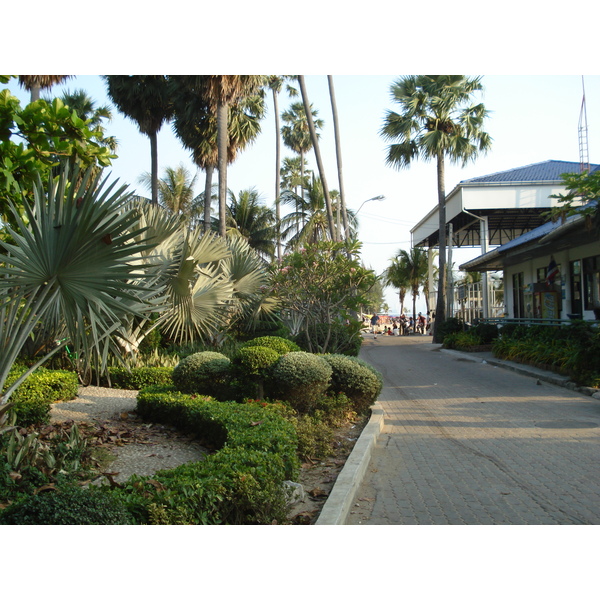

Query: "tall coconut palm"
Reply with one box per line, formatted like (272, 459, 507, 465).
(226, 188, 276, 262)
(196, 76, 265, 238)
(297, 76, 336, 242)
(396, 247, 429, 322)
(18, 75, 72, 102)
(103, 75, 173, 205)
(383, 257, 410, 315)
(327, 75, 349, 240)
(380, 75, 491, 342)
(281, 100, 323, 206)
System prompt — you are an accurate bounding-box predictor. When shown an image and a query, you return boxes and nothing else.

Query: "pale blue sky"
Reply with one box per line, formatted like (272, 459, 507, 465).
(6, 73, 599, 313)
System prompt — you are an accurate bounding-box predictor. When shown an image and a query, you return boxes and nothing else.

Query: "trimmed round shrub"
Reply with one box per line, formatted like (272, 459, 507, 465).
(233, 346, 280, 377)
(321, 354, 383, 414)
(0, 486, 133, 525)
(240, 335, 301, 355)
(171, 352, 231, 397)
(266, 352, 332, 413)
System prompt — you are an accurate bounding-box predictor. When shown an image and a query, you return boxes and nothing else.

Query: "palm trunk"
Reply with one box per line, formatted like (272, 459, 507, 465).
(150, 131, 159, 205)
(432, 152, 447, 343)
(298, 76, 336, 242)
(217, 102, 229, 238)
(203, 165, 213, 233)
(273, 89, 282, 262)
(328, 76, 349, 240)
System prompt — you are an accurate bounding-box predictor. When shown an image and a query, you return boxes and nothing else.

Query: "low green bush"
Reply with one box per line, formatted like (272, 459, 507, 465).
(266, 352, 333, 414)
(121, 385, 299, 524)
(240, 335, 301, 355)
(231, 346, 280, 400)
(437, 317, 465, 343)
(443, 331, 483, 350)
(0, 485, 134, 525)
(321, 354, 383, 415)
(103, 366, 174, 390)
(171, 351, 231, 398)
(470, 322, 499, 344)
(3, 368, 79, 426)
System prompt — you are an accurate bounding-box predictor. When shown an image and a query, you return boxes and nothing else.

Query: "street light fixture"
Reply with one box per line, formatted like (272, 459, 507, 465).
(355, 195, 385, 215)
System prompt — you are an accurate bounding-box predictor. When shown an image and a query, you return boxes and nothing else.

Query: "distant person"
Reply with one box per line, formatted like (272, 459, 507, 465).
(370, 314, 379, 338)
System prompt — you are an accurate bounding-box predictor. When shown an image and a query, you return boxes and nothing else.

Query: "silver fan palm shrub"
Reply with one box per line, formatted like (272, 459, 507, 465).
(0, 165, 165, 405)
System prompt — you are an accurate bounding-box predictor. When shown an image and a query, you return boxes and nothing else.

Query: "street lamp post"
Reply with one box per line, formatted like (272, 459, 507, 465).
(355, 195, 385, 215)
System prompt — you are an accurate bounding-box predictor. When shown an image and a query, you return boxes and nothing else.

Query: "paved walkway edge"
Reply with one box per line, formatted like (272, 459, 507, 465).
(315, 402, 385, 525)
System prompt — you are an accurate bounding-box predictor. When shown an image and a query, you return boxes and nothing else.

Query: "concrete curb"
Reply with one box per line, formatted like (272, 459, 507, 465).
(440, 348, 600, 399)
(315, 402, 385, 525)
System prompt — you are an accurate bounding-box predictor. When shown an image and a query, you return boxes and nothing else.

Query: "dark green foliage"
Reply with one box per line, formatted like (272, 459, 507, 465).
(240, 335, 301, 355)
(493, 322, 600, 387)
(171, 351, 231, 397)
(127, 385, 299, 524)
(266, 352, 333, 413)
(294, 322, 362, 356)
(2, 368, 79, 426)
(320, 354, 383, 414)
(0, 485, 134, 525)
(234, 346, 281, 376)
(436, 317, 465, 343)
(470, 322, 499, 344)
(104, 366, 174, 389)
(442, 331, 482, 350)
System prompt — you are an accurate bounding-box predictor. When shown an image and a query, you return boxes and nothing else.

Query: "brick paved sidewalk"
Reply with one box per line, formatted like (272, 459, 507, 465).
(346, 335, 600, 525)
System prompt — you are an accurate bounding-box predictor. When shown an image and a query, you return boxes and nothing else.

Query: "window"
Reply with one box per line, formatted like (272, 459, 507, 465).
(512, 272, 525, 318)
(583, 255, 600, 312)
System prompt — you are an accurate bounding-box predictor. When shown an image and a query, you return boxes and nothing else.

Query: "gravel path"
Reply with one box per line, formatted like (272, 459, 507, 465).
(51, 386, 207, 483)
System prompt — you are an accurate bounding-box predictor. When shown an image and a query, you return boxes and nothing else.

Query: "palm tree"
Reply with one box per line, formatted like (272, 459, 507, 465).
(281, 175, 336, 248)
(297, 76, 336, 242)
(280, 156, 310, 194)
(103, 75, 173, 205)
(226, 188, 276, 261)
(18, 75, 72, 102)
(138, 163, 199, 221)
(0, 164, 164, 398)
(195, 76, 265, 238)
(281, 100, 323, 205)
(382, 257, 410, 315)
(380, 75, 492, 342)
(327, 75, 349, 240)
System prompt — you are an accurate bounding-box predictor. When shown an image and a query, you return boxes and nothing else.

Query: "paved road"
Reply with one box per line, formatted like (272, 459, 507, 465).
(345, 334, 600, 525)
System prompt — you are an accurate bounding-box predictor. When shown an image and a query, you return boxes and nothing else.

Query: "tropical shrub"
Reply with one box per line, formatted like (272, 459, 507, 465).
(266, 352, 332, 413)
(171, 352, 231, 397)
(0, 485, 133, 525)
(470, 322, 499, 344)
(123, 385, 299, 524)
(437, 317, 465, 343)
(442, 331, 483, 351)
(321, 354, 383, 414)
(3, 368, 78, 425)
(240, 335, 301, 355)
(231, 346, 280, 400)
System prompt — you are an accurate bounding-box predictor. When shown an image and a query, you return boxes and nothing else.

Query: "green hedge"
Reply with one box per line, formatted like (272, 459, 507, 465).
(239, 335, 301, 355)
(103, 366, 174, 390)
(118, 385, 300, 524)
(2, 368, 79, 426)
(171, 352, 231, 397)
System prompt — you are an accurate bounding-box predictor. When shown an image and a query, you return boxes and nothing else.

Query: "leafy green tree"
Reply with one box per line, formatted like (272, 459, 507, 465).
(0, 88, 114, 229)
(380, 75, 491, 342)
(548, 169, 600, 234)
(103, 75, 173, 205)
(270, 239, 376, 353)
(382, 257, 410, 315)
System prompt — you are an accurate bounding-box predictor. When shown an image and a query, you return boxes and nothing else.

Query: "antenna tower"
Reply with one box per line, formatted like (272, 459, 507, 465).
(579, 76, 590, 173)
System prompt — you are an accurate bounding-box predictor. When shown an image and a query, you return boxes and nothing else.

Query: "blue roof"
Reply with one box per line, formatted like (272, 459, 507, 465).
(461, 160, 600, 184)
